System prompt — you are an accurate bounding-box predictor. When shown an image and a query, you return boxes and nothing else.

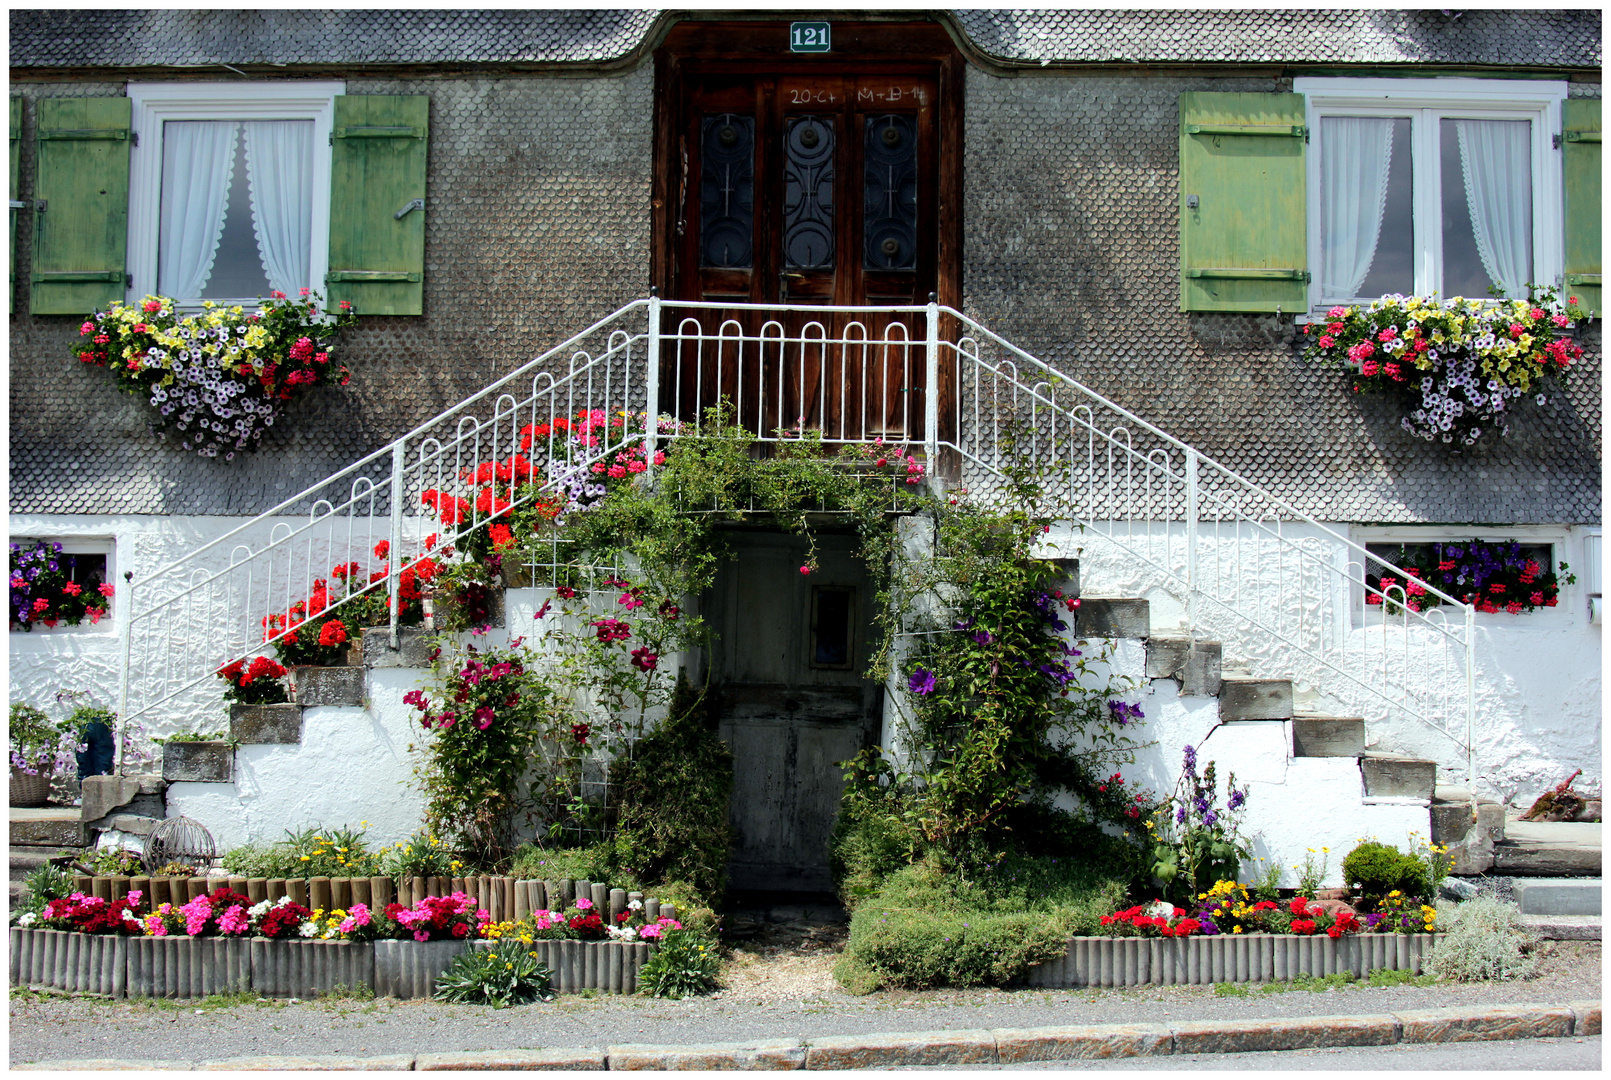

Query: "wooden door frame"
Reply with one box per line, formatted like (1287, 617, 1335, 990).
(650, 19, 964, 310)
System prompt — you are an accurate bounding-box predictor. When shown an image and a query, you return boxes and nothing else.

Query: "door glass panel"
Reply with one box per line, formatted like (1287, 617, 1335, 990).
(699, 114, 754, 268)
(811, 586, 855, 669)
(783, 116, 835, 269)
(863, 114, 918, 270)
(1442, 117, 1532, 299)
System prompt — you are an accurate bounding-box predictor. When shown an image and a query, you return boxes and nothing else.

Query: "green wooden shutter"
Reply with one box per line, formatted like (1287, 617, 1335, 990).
(31, 97, 131, 315)
(327, 95, 428, 316)
(1562, 98, 1600, 318)
(1179, 92, 1308, 313)
(10, 97, 21, 314)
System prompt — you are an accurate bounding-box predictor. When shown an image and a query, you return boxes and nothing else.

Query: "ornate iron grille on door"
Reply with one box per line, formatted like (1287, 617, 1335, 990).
(864, 114, 917, 270)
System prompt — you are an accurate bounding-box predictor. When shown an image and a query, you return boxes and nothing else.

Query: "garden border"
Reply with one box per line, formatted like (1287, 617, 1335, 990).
(1023, 933, 1432, 987)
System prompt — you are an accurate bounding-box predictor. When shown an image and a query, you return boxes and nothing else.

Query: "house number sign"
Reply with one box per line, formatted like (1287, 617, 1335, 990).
(790, 22, 831, 53)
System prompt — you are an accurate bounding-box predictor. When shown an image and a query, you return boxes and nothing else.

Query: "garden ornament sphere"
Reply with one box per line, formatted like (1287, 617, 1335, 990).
(142, 815, 217, 874)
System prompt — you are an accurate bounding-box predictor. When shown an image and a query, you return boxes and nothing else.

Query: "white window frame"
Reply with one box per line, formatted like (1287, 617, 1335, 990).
(1349, 523, 1576, 626)
(1296, 77, 1566, 315)
(126, 81, 344, 307)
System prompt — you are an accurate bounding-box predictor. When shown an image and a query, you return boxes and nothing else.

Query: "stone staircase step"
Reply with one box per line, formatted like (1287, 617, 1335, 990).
(1513, 877, 1602, 916)
(9, 845, 81, 879)
(1143, 636, 1222, 696)
(10, 808, 85, 848)
(1291, 716, 1364, 757)
(1073, 598, 1150, 639)
(362, 626, 435, 667)
(161, 741, 234, 783)
(1518, 914, 1602, 940)
(1359, 753, 1437, 800)
(1217, 677, 1292, 721)
(293, 665, 365, 707)
(1493, 816, 1601, 877)
(229, 703, 303, 744)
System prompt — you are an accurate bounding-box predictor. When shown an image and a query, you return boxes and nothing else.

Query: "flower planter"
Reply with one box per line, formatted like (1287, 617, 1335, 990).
(250, 938, 375, 997)
(126, 935, 251, 998)
(10, 928, 129, 996)
(372, 938, 473, 999)
(1022, 933, 1431, 988)
(10, 764, 55, 807)
(472, 938, 653, 995)
(161, 741, 234, 783)
(228, 704, 303, 745)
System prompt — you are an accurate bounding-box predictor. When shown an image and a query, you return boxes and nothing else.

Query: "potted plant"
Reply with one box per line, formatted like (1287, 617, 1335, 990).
(9, 703, 84, 807)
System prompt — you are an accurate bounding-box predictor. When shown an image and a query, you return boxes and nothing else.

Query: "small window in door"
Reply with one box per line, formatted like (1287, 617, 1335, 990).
(810, 585, 855, 669)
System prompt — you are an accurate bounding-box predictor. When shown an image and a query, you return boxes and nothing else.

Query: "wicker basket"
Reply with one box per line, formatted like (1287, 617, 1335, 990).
(10, 764, 54, 807)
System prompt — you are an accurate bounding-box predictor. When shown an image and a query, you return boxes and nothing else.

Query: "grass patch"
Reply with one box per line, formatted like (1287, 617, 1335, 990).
(1213, 982, 1250, 997)
(314, 982, 376, 1002)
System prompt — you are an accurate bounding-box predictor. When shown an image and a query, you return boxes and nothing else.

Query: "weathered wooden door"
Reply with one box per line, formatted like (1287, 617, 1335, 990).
(705, 532, 880, 893)
(657, 23, 961, 444)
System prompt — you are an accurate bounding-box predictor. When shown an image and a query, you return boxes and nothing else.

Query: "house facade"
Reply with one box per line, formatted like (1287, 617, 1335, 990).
(9, 11, 1601, 884)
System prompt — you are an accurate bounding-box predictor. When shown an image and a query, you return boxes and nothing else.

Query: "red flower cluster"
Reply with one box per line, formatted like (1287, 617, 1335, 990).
(42, 891, 145, 935)
(255, 900, 312, 939)
(1098, 905, 1203, 938)
(567, 912, 606, 940)
(591, 617, 632, 644)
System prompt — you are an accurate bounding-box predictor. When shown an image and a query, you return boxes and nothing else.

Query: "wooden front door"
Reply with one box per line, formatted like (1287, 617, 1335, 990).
(655, 22, 962, 444)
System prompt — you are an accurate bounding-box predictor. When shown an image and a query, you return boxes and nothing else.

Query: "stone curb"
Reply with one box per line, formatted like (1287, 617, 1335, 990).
(12, 1000, 1599, 1070)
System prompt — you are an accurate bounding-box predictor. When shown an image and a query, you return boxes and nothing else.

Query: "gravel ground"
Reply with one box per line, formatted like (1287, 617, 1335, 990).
(9, 928, 1599, 1066)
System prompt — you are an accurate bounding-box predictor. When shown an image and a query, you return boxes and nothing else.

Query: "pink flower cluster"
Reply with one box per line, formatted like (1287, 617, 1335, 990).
(383, 892, 489, 942)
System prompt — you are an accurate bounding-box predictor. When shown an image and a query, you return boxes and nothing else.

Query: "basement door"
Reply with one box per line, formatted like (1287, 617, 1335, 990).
(659, 37, 956, 443)
(706, 532, 881, 893)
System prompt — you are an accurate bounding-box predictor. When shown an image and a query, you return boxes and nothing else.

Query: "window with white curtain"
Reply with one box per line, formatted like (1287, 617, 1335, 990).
(1296, 78, 1565, 312)
(127, 82, 343, 305)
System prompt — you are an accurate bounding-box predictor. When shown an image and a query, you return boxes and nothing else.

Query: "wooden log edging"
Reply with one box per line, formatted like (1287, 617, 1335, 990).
(9, 928, 657, 999)
(1022, 933, 1432, 988)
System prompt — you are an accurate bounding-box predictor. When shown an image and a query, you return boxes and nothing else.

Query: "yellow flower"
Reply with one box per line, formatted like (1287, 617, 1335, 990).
(300, 855, 311, 862)
(1233, 926, 1243, 934)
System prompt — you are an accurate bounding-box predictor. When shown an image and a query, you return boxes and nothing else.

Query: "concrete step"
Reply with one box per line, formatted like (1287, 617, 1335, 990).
(1291, 716, 1364, 757)
(1218, 677, 1292, 721)
(1144, 636, 1222, 696)
(10, 807, 84, 848)
(1359, 753, 1437, 800)
(1518, 914, 1602, 940)
(1493, 816, 1601, 877)
(1073, 598, 1150, 639)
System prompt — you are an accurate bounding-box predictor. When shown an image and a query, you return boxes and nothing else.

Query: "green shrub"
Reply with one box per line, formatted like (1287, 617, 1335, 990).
(218, 824, 384, 879)
(830, 795, 920, 906)
(605, 677, 733, 901)
(835, 855, 1127, 992)
(646, 879, 719, 936)
(1341, 841, 1426, 910)
(507, 844, 615, 883)
(636, 927, 722, 998)
(10, 862, 74, 924)
(1424, 897, 1540, 982)
(381, 830, 458, 879)
(433, 940, 555, 1007)
(220, 842, 303, 878)
(85, 848, 144, 875)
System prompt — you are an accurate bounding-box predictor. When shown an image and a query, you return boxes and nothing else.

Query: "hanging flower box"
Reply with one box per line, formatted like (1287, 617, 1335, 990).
(1303, 290, 1587, 446)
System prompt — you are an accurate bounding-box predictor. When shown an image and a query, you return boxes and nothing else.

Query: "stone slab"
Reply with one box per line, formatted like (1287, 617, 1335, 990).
(1513, 879, 1602, 916)
(1360, 754, 1436, 800)
(804, 1029, 997, 1069)
(418, 1049, 607, 1070)
(992, 1023, 1172, 1061)
(1569, 1000, 1601, 1036)
(1430, 801, 1476, 843)
(1291, 717, 1365, 758)
(293, 666, 364, 707)
(200, 1054, 416, 1071)
(362, 626, 435, 668)
(1144, 637, 1221, 696)
(102, 814, 159, 837)
(1395, 1005, 1575, 1044)
(78, 775, 145, 824)
(161, 741, 234, 783)
(1518, 915, 1602, 940)
(9, 809, 82, 848)
(1074, 598, 1150, 639)
(606, 1040, 805, 1070)
(1169, 1015, 1399, 1055)
(1218, 678, 1292, 721)
(1492, 842, 1602, 877)
(229, 703, 303, 744)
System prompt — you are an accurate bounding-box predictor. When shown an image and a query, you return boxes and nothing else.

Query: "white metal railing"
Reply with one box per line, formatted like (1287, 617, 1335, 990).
(116, 298, 1477, 789)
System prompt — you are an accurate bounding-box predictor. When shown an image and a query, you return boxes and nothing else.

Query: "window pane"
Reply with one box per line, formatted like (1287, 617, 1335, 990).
(700, 114, 755, 268)
(783, 116, 835, 270)
(1442, 118, 1532, 299)
(1319, 116, 1413, 300)
(159, 120, 313, 301)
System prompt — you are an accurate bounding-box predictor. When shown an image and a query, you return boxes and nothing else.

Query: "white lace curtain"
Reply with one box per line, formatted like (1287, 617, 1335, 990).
(158, 119, 312, 298)
(1318, 116, 1395, 299)
(1455, 119, 1532, 298)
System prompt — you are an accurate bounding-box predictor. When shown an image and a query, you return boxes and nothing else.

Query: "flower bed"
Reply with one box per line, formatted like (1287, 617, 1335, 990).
(9, 928, 655, 1000)
(1022, 932, 1432, 988)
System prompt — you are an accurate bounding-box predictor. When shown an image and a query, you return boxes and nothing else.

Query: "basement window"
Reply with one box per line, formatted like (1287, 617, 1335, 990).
(810, 586, 855, 669)
(1364, 538, 1563, 615)
(9, 537, 114, 631)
